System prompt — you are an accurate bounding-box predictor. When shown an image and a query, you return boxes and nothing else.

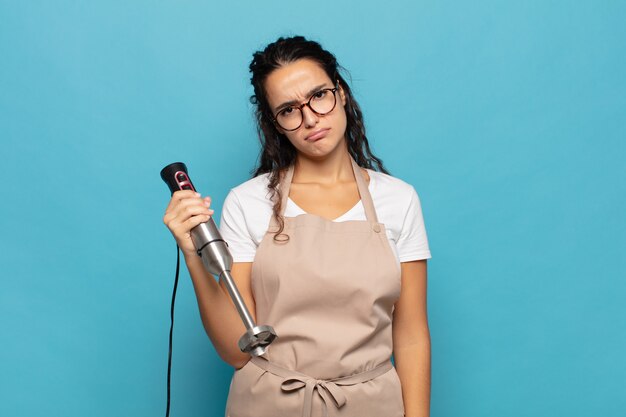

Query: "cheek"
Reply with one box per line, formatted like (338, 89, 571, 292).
(282, 132, 301, 148)
(334, 106, 348, 133)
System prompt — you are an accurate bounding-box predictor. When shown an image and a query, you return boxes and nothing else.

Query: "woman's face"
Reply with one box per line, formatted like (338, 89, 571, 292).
(264, 58, 347, 160)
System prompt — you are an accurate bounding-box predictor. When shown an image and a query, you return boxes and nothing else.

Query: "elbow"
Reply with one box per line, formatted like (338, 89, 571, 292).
(219, 349, 251, 370)
(227, 354, 251, 370)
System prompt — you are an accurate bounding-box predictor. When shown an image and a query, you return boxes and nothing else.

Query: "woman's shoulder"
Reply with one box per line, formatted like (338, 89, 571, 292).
(366, 169, 418, 199)
(226, 172, 273, 208)
(365, 169, 431, 262)
(231, 172, 271, 194)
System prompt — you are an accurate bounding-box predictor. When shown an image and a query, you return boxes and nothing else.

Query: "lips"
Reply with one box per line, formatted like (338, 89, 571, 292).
(305, 128, 330, 141)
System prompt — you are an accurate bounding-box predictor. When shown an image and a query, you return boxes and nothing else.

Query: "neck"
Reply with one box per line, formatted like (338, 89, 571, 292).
(292, 141, 353, 185)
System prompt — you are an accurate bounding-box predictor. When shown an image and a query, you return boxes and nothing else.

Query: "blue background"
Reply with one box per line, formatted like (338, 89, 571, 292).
(1, 1, 624, 416)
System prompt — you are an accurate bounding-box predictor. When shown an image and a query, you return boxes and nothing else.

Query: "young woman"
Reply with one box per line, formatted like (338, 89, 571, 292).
(163, 36, 432, 417)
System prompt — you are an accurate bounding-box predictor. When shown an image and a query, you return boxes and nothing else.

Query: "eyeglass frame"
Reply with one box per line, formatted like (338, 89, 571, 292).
(271, 84, 340, 132)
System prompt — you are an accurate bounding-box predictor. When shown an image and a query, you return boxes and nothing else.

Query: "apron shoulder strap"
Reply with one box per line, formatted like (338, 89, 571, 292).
(350, 156, 378, 223)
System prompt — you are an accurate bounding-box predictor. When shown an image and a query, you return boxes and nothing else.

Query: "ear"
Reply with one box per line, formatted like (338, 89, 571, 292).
(338, 84, 347, 106)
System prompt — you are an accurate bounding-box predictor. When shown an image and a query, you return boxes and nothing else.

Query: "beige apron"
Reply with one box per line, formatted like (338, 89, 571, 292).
(225, 156, 404, 417)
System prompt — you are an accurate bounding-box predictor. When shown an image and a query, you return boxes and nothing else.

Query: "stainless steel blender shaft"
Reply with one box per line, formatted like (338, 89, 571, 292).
(191, 214, 277, 357)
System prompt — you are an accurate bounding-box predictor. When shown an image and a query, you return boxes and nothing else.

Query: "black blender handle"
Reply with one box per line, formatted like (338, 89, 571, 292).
(160, 162, 197, 195)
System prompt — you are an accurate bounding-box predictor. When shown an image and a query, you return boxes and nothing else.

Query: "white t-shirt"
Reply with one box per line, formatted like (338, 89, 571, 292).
(218, 169, 432, 266)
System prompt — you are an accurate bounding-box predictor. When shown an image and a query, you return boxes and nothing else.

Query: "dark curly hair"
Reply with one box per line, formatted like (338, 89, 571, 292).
(249, 35, 389, 241)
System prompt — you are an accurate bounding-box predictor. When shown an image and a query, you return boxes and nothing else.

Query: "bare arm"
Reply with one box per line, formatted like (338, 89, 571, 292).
(393, 260, 431, 417)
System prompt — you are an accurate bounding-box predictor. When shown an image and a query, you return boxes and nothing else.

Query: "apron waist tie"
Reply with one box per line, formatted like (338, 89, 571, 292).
(249, 356, 393, 417)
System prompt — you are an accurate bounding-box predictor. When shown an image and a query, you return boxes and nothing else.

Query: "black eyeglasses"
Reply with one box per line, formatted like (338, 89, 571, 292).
(272, 86, 339, 131)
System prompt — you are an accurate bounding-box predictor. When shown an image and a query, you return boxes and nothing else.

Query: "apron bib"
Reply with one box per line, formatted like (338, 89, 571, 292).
(225, 156, 404, 417)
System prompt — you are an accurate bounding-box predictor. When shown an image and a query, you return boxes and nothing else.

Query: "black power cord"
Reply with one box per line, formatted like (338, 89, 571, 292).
(166, 245, 181, 417)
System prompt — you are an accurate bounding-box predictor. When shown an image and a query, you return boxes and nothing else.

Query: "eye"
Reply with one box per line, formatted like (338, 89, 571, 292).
(311, 90, 327, 100)
(278, 106, 295, 117)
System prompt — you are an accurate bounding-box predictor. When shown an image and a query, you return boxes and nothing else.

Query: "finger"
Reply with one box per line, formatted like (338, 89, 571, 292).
(174, 196, 212, 215)
(165, 193, 210, 216)
(168, 209, 214, 239)
(165, 203, 213, 226)
(165, 190, 201, 213)
(183, 213, 212, 230)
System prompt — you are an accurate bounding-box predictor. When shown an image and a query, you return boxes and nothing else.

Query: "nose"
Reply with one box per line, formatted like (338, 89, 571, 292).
(301, 104, 319, 128)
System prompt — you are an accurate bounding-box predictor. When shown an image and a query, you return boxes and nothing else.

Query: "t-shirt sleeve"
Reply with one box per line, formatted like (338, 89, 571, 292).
(396, 186, 432, 262)
(218, 189, 257, 262)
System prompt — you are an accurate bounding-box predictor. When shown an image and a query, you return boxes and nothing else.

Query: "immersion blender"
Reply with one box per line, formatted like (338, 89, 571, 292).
(160, 162, 277, 356)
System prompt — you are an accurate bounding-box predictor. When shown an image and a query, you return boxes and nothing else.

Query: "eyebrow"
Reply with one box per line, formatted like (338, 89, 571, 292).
(274, 84, 331, 112)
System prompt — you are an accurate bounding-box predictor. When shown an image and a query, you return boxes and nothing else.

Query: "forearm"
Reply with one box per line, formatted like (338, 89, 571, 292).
(394, 336, 431, 417)
(184, 252, 250, 368)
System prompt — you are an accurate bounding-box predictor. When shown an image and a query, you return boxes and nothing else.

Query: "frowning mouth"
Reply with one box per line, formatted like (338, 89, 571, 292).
(305, 128, 330, 141)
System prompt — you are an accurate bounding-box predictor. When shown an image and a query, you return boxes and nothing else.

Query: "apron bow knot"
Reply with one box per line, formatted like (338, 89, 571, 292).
(281, 376, 347, 417)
